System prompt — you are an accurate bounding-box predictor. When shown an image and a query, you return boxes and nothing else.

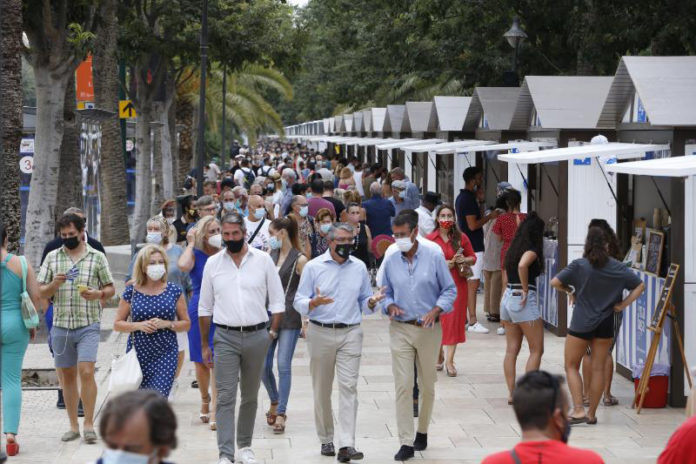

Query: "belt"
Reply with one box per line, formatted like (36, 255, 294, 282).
(310, 320, 359, 329)
(507, 283, 536, 291)
(394, 317, 440, 327)
(214, 322, 267, 332)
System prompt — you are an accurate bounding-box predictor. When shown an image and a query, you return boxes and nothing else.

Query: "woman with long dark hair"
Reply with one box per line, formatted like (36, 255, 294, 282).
(552, 227, 645, 424)
(426, 204, 476, 376)
(500, 212, 545, 403)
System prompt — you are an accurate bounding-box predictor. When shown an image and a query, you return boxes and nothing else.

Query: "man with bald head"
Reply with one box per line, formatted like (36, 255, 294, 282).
(244, 195, 270, 251)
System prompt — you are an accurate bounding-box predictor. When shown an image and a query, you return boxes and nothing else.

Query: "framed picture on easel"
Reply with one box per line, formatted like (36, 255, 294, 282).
(644, 229, 664, 276)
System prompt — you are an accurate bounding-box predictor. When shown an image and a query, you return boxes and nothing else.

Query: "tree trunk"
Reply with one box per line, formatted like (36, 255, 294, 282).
(0, 0, 23, 252)
(93, 0, 130, 245)
(176, 95, 194, 186)
(160, 73, 176, 199)
(150, 103, 164, 217)
(55, 74, 82, 224)
(168, 93, 179, 196)
(132, 99, 153, 244)
(24, 69, 70, 267)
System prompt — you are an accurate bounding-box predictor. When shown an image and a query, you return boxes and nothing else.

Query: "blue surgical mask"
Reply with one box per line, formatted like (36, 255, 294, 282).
(223, 202, 235, 212)
(299, 206, 309, 217)
(320, 224, 332, 234)
(306, 192, 313, 199)
(255, 208, 266, 220)
(281, 178, 288, 190)
(269, 236, 282, 250)
(145, 233, 162, 244)
(399, 190, 406, 199)
(101, 448, 156, 464)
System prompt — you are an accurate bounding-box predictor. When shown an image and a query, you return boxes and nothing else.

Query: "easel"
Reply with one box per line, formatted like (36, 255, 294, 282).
(633, 263, 693, 413)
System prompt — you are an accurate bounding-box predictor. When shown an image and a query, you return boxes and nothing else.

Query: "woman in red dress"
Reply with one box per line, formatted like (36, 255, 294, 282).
(426, 204, 476, 377)
(492, 189, 525, 285)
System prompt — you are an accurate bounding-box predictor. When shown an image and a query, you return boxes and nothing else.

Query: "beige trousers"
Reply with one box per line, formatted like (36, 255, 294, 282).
(483, 269, 502, 316)
(306, 324, 363, 448)
(389, 320, 442, 445)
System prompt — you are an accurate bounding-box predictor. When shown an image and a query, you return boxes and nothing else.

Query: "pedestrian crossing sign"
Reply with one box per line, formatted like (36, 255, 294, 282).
(119, 100, 137, 119)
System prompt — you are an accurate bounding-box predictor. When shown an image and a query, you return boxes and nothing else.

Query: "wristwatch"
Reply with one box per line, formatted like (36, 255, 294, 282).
(269, 329, 278, 339)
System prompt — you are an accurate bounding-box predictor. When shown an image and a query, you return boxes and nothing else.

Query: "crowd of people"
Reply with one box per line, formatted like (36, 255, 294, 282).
(0, 139, 695, 464)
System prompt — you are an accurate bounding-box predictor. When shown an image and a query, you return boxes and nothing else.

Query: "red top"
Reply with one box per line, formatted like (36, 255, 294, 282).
(492, 212, 526, 267)
(425, 230, 476, 264)
(481, 440, 604, 464)
(658, 415, 696, 464)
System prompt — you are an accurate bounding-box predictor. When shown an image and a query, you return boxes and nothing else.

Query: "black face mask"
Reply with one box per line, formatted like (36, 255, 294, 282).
(62, 236, 80, 250)
(334, 243, 352, 260)
(266, 184, 275, 193)
(225, 238, 244, 253)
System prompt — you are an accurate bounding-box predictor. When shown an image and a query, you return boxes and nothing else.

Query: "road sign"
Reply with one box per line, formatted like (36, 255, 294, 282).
(119, 100, 137, 119)
(19, 156, 33, 174)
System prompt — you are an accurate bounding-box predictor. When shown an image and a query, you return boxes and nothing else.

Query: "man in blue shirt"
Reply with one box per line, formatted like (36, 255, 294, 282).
(381, 211, 457, 461)
(389, 167, 420, 210)
(294, 223, 386, 463)
(363, 181, 396, 237)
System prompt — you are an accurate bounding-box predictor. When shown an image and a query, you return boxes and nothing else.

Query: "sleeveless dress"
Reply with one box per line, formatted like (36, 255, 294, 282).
(187, 248, 215, 363)
(271, 248, 302, 330)
(1, 254, 30, 435)
(123, 282, 181, 397)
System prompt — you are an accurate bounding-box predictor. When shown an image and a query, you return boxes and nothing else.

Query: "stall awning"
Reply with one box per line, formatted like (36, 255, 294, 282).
(448, 141, 557, 155)
(605, 156, 696, 177)
(355, 137, 415, 146)
(375, 138, 445, 150)
(401, 139, 488, 154)
(498, 143, 668, 164)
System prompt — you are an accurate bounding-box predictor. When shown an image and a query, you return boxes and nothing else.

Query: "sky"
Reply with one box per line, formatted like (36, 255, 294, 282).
(288, 0, 309, 6)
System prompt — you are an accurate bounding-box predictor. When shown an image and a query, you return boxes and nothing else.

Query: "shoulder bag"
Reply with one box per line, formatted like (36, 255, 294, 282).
(109, 332, 143, 393)
(19, 256, 40, 329)
(454, 248, 473, 279)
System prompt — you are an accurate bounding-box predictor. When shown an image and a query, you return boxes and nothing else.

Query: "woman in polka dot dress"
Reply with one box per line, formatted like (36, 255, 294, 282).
(115, 245, 191, 397)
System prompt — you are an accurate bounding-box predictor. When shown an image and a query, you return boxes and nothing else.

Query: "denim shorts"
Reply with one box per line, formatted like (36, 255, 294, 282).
(51, 323, 100, 368)
(500, 288, 541, 324)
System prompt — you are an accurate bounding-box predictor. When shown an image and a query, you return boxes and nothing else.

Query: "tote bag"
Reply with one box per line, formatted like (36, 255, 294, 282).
(108, 335, 142, 393)
(19, 256, 40, 329)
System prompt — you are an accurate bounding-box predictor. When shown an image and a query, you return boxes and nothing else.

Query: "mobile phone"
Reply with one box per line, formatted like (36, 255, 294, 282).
(77, 284, 90, 293)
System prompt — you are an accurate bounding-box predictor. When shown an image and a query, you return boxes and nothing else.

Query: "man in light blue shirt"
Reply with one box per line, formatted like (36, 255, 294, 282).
(390, 167, 421, 210)
(294, 223, 385, 463)
(381, 211, 456, 462)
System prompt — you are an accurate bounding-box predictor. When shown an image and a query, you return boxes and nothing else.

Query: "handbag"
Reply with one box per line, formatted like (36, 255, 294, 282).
(454, 248, 473, 279)
(19, 256, 40, 329)
(108, 334, 142, 393)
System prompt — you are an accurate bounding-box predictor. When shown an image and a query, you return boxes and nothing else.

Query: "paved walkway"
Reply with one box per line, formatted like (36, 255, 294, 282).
(13, 305, 686, 464)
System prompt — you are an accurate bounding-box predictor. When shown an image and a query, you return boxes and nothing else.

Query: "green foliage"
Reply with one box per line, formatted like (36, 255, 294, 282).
(282, 0, 696, 124)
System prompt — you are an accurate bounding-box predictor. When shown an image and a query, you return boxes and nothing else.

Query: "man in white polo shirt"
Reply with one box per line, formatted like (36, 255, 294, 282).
(199, 212, 285, 464)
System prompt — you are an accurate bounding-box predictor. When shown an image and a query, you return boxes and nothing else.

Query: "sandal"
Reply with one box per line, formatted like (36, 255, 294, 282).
(200, 395, 211, 424)
(568, 415, 588, 425)
(210, 421, 217, 431)
(273, 414, 286, 434)
(6, 435, 19, 456)
(446, 364, 457, 377)
(603, 395, 619, 406)
(436, 363, 444, 371)
(266, 402, 278, 426)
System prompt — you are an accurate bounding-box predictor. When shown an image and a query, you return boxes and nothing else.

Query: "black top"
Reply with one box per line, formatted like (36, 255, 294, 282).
(172, 218, 190, 244)
(351, 221, 370, 267)
(455, 189, 484, 252)
(271, 248, 302, 330)
(41, 235, 106, 265)
(505, 247, 542, 286)
(322, 195, 345, 220)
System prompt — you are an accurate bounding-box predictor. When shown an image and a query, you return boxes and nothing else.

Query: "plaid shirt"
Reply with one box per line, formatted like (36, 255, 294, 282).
(38, 244, 114, 329)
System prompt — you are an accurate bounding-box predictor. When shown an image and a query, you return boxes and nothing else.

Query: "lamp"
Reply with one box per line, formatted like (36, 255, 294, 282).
(502, 16, 527, 86)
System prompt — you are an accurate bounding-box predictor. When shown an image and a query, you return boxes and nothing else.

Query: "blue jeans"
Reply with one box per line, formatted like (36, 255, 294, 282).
(262, 329, 300, 415)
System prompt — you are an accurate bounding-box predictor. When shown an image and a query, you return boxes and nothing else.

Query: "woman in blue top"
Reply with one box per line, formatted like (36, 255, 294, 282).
(178, 215, 222, 429)
(1, 226, 43, 456)
(115, 245, 190, 397)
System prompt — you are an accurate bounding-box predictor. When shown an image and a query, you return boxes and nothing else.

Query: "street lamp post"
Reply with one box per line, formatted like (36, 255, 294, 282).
(503, 16, 527, 85)
(196, 0, 208, 197)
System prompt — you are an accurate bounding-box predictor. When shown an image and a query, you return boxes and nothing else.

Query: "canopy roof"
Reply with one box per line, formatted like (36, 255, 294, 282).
(468, 87, 520, 131)
(510, 76, 613, 130)
(437, 140, 555, 155)
(598, 56, 696, 128)
(401, 139, 490, 154)
(384, 105, 406, 133)
(402, 101, 437, 133)
(432, 96, 473, 132)
(371, 108, 387, 132)
(353, 111, 364, 132)
(375, 138, 444, 150)
(361, 109, 372, 132)
(498, 142, 668, 164)
(605, 156, 696, 177)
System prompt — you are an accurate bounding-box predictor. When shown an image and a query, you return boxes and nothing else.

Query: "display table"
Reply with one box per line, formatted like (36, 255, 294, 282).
(537, 238, 560, 328)
(616, 269, 671, 378)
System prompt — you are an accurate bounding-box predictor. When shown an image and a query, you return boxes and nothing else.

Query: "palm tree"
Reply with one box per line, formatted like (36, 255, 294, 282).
(373, 73, 465, 106)
(93, 0, 130, 245)
(0, 0, 23, 251)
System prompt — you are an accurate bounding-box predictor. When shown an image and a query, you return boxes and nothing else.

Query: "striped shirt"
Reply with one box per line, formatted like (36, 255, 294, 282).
(38, 244, 114, 329)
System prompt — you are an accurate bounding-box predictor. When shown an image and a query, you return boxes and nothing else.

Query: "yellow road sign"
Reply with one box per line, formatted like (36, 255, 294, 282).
(119, 100, 137, 119)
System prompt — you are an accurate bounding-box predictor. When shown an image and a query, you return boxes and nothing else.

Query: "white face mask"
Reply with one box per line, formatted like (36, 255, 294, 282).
(395, 237, 414, 253)
(102, 448, 157, 464)
(146, 233, 162, 244)
(208, 234, 222, 249)
(146, 264, 166, 281)
(165, 217, 175, 225)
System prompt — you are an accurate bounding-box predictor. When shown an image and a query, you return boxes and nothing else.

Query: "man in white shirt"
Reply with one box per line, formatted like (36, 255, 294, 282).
(244, 195, 270, 251)
(415, 191, 439, 237)
(199, 213, 285, 464)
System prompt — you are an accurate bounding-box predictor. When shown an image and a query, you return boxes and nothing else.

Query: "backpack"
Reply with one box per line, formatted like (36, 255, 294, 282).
(242, 168, 255, 190)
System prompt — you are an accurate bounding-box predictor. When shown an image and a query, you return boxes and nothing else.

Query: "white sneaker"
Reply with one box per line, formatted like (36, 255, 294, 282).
(216, 457, 233, 464)
(497, 326, 505, 336)
(236, 447, 258, 464)
(467, 322, 490, 334)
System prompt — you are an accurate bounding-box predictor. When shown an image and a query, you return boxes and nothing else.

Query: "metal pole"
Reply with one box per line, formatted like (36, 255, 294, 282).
(513, 40, 519, 75)
(196, 0, 208, 197)
(221, 64, 227, 170)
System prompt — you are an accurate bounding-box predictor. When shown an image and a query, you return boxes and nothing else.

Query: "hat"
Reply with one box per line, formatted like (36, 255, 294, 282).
(423, 191, 440, 205)
(391, 180, 407, 190)
(497, 181, 513, 192)
(235, 154, 244, 160)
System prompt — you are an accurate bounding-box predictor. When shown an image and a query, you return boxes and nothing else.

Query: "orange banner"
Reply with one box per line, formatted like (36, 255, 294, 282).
(76, 55, 94, 102)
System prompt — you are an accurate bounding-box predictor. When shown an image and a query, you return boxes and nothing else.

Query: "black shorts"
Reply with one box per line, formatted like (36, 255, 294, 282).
(569, 313, 614, 340)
